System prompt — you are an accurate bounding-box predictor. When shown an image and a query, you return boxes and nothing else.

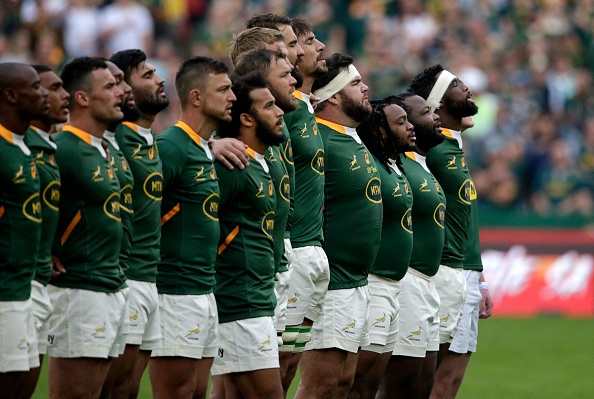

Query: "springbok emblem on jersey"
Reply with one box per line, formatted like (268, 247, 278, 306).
(13, 165, 24, 182)
(256, 182, 265, 198)
(446, 156, 457, 169)
(131, 143, 142, 159)
(194, 166, 205, 181)
(392, 183, 401, 196)
(372, 313, 386, 327)
(406, 327, 422, 339)
(419, 179, 429, 192)
(300, 123, 309, 138)
(91, 166, 102, 182)
(349, 155, 359, 171)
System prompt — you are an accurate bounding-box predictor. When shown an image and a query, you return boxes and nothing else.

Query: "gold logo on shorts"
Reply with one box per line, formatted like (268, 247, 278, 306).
(372, 313, 386, 327)
(186, 324, 201, 337)
(406, 327, 422, 339)
(129, 310, 138, 321)
(17, 337, 26, 349)
(92, 322, 106, 337)
(287, 293, 299, 304)
(440, 314, 450, 323)
(259, 336, 271, 350)
(343, 319, 356, 330)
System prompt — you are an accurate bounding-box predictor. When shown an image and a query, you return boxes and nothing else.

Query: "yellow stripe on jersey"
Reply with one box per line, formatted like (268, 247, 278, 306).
(441, 128, 453, 138)
(246, 147, 257, 161)
(121, 121, 139, 132)
(218, 225, 239, 255)
(405, 151, 417, 161)
(61, 125, 92, 145)
(175, 120, 202, 147)
(315, 117, 347, 134)
(161, 203, 180, 226)
(61, 210, 81, 245)
(293, 91, 304, 101)
(0, 123, 14, 143)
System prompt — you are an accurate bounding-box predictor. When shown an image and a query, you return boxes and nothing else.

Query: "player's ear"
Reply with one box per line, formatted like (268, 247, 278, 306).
(189, 89, 202, 107)
(240, 113, 253, 127)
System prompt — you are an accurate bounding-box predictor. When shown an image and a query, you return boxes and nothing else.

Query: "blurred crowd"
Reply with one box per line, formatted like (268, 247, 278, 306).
(2, 0, 593, 221)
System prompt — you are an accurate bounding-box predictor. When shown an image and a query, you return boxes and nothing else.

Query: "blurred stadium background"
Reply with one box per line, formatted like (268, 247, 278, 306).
(6, 0, 593, 397)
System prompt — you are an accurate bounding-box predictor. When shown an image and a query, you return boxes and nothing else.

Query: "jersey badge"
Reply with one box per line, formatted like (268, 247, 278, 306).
(349, 155, 360, 171)
(419, 179, 431, 192)
(194, 166, 206, 182)
(256, 181, 265, 198)
(446, 156, 457, 170)
(13, 165, 25, 184)
(131, 143, 142, 159)
(92, 166, 104, 182)
(300, 122, 309, 138)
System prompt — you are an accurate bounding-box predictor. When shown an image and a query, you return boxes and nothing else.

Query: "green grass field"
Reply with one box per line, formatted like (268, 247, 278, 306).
(32, 317, 594, 398)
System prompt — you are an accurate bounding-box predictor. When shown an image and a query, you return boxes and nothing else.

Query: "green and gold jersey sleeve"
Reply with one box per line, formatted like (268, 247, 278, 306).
(426, 132, 472, 268)
(370, 157, 413, 281)
(157, 122, 219, 295)
(25, 127, 60, 286)
(284, 93, 324, 248)
(464, 187, 483, 271)
(52, 127, 123, 293)
(317, 119, 383, 290)
(266, 144, 291, 274)
(0, 125, 41, 301)
(214, 149, 276, 323)
(401, 153, 446, 277)
(104, 131, 134, 284)
(115, 122, 162, 282)
(279, 122, 294, 237)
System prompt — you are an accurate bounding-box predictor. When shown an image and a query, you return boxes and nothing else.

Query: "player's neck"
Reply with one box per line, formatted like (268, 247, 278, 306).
(180, 112, 216, 140)
(68, 113, 107, 138)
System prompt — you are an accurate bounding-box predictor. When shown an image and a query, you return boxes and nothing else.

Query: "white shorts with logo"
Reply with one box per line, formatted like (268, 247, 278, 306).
(274, 268, 293, 332)
(125, 279, 161, 349)
(116, 286, 130, 355)
(434, 265, 466, 344)
(306, 285, 370, 353)
(46, 287, 126, 358)
(31, 280, 53, 355)
(360, 274, 401, 354)
(450, 270, 481, 354)
(0, 298, 39, 372)
(393, 268, 440, 357)
(211, 316, 278, 375)
(152, 293, 218, 359)
(284, 245, 330, 326)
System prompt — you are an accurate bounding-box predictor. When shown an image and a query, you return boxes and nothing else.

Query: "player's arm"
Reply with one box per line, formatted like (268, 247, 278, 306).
(211, 138, 249, 171)
(157, 136, 184, 188)
(479, 272, 493, 318)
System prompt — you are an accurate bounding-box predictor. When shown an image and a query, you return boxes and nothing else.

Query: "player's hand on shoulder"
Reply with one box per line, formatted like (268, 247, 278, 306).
(212, 138, 249, 170)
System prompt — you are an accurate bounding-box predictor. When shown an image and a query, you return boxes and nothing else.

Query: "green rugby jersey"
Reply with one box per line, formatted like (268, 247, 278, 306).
(280, 122, 295, 234)
(317, 118, 383, 290)
(266, 144, 291, 274)
(52, 126, 123, 292)
(370, 157, 413, 281)
(104, 130, 134, 284)
(464, 190, 484, 272)
(115, 122, 162, 283)
(401, 152, 446, 277)
(215, 148, 276, 323)
(426, 129, 472, 269)
(25, 127, 60, 286)
(0, 124, 41, 301)
(284, 92, 324, 248)
(157, 121, 219, 295)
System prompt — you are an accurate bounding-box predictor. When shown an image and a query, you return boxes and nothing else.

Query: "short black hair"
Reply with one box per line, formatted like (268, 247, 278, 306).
(291, 18, 313, 39)
(175, 56, 228, 106)
(109, 49, 147, 83)
(311, 53, 353, 112)
(234, 49, 286, 77)
(244, 13, 292, 30)
(408, 64, 444, 100)
(218, 73, 268, 139)
(31, 64, 53, 74)
(60, 56, 108, 96)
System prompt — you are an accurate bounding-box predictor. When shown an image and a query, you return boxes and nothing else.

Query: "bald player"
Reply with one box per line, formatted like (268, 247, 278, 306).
(0, 62, 48, 399)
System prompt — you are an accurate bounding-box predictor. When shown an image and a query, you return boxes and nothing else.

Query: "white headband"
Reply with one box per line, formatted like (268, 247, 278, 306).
(313, 65, 360, 103)
(426, 70, 456, 112)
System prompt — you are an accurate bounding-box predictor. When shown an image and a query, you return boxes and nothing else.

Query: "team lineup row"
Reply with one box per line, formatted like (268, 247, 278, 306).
(0, 13, 493, 399)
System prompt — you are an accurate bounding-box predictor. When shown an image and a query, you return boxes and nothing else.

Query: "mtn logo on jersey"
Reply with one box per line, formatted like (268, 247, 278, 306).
(279, 175, 290, 202)
(261, 211, 275, 238)
(401, 208, 413, 233)
(458, 179, 472, 204)
(42, 180, 60, 211)
(446, 156, 457, 170)
(366, 177, 382, 204)
(468, 180, 477, 200)
(310, 149, 324, 175)
(283, 138, 294, 165)
(23, 192, 42, 223)
(203, 193, 219, 221)
(433, 203, 446, 228)
(120, 184, 133, 214)
(103, 192, 121, 221)
(143, 172, 163, 201)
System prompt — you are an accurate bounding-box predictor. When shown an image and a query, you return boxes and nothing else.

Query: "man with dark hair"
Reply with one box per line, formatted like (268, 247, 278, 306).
(349, 97, 416, 399)
(210, 73, 285, 399)
(0, 62, 48, 399)
(21, 64, 69, 399)
(49, 56, 126, 399)
(150, 56, 236, 399)
(409, 65, 493, 399)
(278, 17, 329, 391)
(109, 48, 167, 398)
(243, 13, 305, 87)
(292, 53, 382, 399)
(379, 92, 445, 399)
